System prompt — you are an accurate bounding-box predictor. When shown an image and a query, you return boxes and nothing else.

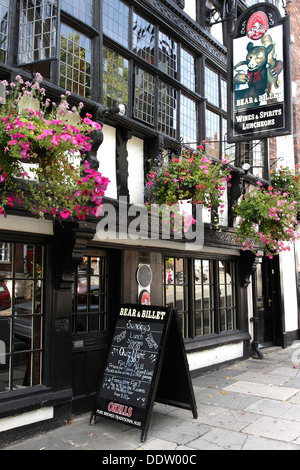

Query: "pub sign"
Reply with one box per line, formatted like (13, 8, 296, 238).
(227, 3, 292, 143)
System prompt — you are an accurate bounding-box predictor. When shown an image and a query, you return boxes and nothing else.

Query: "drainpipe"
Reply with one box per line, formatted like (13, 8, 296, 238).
(250, 265, 264, 359)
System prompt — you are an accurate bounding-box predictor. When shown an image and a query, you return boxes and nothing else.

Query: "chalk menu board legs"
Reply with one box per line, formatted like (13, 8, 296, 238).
(90, 412, 96, 426)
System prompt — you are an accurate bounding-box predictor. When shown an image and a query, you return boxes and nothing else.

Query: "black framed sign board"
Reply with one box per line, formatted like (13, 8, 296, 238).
(227, 3, 292, 143)
(90, 304, 197, 442)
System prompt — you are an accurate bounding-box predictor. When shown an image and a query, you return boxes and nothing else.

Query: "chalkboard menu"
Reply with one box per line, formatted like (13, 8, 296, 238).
(90, 304, 197, 442)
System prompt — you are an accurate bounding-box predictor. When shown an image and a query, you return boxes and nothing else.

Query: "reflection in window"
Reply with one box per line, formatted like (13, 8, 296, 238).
(205, 66, 219, 107)
(164, 258, 188, 337)
(181, 48, 196, 92)
(164, 257, 237, 339)
(0, 242, 44, 392)
(61, 0, 92, 26)
(206, 109, 220, 158)
(158, 81, 177, 138)
(0, 242, 10, 262)
(72, 256, 109, 334)
(218, 261, 236, 332)
(180, 95, 197, 148)
(133, 13, 155, 64)
(134, 67, 155, 125)
(158, 31, 177, 78)
(240, 140, 267, 180)
(103, 0, 129, 47)
(103, 47, 128, 108)
(194, 260, 214, 336)
(0, 0, 9, 63)
(18, 0, 57, 65)
(60, 24, 91, 98)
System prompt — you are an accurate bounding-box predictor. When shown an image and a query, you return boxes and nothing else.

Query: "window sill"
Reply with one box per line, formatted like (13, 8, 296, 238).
(184, 330, 251, 353)
(0, 386, 72, 418)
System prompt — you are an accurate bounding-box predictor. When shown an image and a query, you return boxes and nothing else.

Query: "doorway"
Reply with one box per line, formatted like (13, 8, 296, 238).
(71, 248, 121, 412)
(255, 257, 283, 347)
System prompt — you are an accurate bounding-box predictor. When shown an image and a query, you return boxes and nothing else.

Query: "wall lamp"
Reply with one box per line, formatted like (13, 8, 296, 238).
(206, 0, 237, 26)
(242, 163, 251, 175)
(95, 103, 126, 123)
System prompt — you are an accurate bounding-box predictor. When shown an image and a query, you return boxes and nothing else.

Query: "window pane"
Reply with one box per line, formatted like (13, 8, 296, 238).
(218, 261, 236, 332)
(221, 78, 227, 112)
(0, 0, 9, 63)
(206, 109, 220, 159)
(103, 47, 128, 108)
(194, 260, 214, 336)
(181, 48, 196, 92)
(180, 95, 197, 148)
(158, 31, 177, 79)
(205, 66, 219, 107)
(0, 242, 44, 392)
(134, 67, 155, 125)
(240, 140, 267, 179)
(133, 12, 155, 64)
(103, 0, 129, 47)
(72, 256, 109, 334)
(60, 24, 91, 98)
(158, 81, 177, 138)
(18, 0, 57, 65)
(61, 0, 92, 25)
(164, 258, 188, 338)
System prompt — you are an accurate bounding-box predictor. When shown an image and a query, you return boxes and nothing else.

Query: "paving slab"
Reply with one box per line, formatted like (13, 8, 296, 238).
(193, 386, 260, 410)
(245, 398, 300, 420)
(243, 435, 300, 451)
(242, 415, 300, 443)
(223, 380, 298, 401)
(193, 427, 247, 450)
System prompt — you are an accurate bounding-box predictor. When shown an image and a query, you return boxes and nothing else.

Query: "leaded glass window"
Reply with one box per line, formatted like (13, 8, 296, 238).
(18, 0, 57, 65)
(158, 81, 177, 138)
(134, 67, 155, 125)
(180, 94, 197, 148)
(181, 48, 196, 92)
(103, 0, 129, 47)
(103, 47, 128, 108)
(0, 0, 9, 63)
(158, 31, 177, 79)
(60, 23, 91, 98)
(133, 12, 155, 64)
(61, 0, 92, 26)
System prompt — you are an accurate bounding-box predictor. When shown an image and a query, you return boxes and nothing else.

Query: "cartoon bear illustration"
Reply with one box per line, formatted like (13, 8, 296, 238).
(234, 41, 274, 108)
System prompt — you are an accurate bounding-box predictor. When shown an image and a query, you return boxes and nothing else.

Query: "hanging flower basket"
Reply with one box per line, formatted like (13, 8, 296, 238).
(234, 181, 299, 257)
(0, 73, 109, 220)
(144, 145, 232, 210)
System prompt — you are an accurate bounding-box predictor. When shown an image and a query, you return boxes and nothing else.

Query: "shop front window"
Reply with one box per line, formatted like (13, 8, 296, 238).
(0, 242, 44, 393)
(164, 257, 237, 339)
(72, 255, 109, 333)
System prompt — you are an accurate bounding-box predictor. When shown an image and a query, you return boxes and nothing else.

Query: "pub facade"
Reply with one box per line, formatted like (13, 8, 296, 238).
(0, 0, 299, 444)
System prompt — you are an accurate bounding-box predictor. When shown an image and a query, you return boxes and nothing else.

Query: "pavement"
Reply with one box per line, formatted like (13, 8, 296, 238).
(2, 345, 300, 451)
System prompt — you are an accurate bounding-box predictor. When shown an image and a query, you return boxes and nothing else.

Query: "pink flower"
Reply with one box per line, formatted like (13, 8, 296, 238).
(51, 134, 60, 146)
(60, 209, 71, 219)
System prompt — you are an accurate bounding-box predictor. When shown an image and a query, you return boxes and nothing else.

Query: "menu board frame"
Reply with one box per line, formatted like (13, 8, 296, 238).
(90, 304, 197, 442)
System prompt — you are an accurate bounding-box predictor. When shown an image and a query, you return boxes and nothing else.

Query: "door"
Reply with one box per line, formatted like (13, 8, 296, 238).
(255, 257, 282, 347)
(71, 248, 121, 412)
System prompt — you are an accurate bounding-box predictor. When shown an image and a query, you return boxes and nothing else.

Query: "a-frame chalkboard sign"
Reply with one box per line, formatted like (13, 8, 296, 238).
(90, 304, 197, 442)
